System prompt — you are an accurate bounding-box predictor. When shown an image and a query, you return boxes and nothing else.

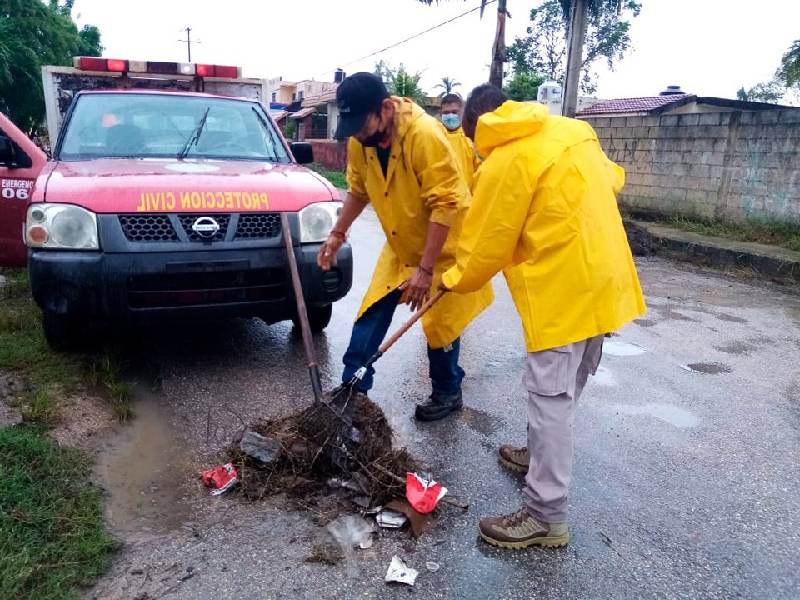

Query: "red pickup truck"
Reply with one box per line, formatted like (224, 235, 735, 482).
(0, 58, 352, 349)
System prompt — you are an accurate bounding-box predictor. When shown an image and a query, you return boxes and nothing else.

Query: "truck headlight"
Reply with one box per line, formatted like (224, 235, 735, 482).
(26, 204, 99, 250)
(299, 201, 342, 243)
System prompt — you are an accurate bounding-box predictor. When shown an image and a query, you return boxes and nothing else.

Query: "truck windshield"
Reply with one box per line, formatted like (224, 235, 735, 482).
(58, 94, 290, 163)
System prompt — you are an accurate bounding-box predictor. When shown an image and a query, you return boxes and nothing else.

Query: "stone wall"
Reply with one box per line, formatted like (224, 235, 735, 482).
(308, 139, 347, 171)
(582, 110, 800, 224)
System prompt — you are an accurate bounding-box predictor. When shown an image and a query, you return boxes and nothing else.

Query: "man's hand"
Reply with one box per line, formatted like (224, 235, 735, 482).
(317, 232, 345, 271)
(399, 267, 434, 312)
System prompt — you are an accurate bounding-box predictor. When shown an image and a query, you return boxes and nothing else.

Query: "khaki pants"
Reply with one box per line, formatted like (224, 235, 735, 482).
(522, 336, 604, 523)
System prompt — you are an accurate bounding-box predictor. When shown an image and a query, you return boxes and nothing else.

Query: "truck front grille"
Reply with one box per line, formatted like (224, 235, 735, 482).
(119, 215, 178, 242)
(234, 213, 282, 240)
(178, 214, 230, 242)
(118, 213, 282, 242)
(127, 268, 287, 309)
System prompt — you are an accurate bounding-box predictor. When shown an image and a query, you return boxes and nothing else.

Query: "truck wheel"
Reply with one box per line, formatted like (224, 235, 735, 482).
(294, 304, 333, 333)
(42, 311, 86, 352)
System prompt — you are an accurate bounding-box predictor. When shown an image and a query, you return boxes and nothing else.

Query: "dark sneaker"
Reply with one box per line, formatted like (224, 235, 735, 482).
(414, 390, 463, 421)
(479, 508, 569, 549)
(498, 445, 529, 474)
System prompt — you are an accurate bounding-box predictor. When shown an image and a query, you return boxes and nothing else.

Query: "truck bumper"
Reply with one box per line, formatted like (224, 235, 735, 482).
(29, 243, 352, 323)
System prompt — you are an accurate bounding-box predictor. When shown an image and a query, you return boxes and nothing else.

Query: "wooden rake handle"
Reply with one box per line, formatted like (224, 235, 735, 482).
(378, 289, 446, 356)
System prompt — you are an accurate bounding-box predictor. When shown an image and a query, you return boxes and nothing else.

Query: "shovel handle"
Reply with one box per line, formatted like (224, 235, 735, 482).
(377, 289, 446, 355)
(281, 213, 323, 403)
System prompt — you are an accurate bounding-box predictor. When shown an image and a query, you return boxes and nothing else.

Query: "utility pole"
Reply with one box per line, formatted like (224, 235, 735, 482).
(561, 0, 588, 117)
(178, 27, 200, 62)
(489, 0, 508, 88)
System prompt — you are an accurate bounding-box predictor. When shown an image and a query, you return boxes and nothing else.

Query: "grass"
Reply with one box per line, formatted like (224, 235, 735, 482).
(309, 163, 347, 189)
(85, 354, 133, 422)
(0, 268, 132, 426)
(664, 217, 800, 253)
(0, 426, 116, 599)
(0, 268, 129, 596)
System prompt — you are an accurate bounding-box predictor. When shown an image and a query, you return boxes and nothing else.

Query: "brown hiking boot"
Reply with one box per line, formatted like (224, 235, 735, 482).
(498, 445, 529, 473)
(479, 508, 570, 549)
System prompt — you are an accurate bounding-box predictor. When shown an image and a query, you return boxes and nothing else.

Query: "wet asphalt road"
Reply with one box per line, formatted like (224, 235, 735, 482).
(89, 208, 800, 600)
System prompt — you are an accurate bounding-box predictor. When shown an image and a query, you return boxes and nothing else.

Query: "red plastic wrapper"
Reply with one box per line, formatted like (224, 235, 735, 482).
(201, 463, 238, 496)
(405, 472, 448, 514)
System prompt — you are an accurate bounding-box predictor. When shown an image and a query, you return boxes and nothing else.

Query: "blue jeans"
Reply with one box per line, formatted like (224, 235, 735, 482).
(342, 289, 465, 394)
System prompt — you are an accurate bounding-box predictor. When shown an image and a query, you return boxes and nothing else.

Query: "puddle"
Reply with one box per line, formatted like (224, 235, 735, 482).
(634, 319, 657, 328)
(95, 389, 194, 536)
(715, 313, 748, 324)
(603, 340, 646, 357)
(610, 403, 699, 428)
(659, 309, 699, 322)
(459, 406, 504, 436)
(713, 341, 756, 356)
(682, 362, 732, 374)
(592, 366, 617, 386)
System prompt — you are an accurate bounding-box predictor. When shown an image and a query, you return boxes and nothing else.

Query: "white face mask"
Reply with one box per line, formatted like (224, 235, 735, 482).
(441, 113, 461, 130)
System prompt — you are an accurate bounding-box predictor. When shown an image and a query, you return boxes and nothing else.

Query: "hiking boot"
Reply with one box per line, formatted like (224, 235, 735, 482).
(414, 390, 463, 421)
(498, 445, 529, 474)
(479, 508, 569, 550)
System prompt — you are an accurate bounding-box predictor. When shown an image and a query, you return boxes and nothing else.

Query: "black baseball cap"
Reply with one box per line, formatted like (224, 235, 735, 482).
(334, 72, 389, 139)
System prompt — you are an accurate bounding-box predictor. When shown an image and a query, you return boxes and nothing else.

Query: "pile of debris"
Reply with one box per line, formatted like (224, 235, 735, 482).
(228, 393, 420, 509)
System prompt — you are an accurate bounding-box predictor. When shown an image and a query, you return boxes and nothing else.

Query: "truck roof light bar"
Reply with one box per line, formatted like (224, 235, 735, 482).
(72, 57, 241, 79)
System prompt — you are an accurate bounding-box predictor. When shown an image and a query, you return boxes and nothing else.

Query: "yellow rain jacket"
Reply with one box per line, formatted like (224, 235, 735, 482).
(347, 97, 493, 349)
(442, 126, 480, 189)
(442, 101, 646, 352)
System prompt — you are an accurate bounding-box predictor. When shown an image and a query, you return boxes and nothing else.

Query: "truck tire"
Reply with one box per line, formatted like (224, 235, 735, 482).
(293, 304, 333, 333)
(42, 311, 87, 352)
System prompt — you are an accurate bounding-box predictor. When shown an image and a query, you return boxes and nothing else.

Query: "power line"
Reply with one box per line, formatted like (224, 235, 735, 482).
(178, 27, 201, 63)
(313, 0, 497, 80)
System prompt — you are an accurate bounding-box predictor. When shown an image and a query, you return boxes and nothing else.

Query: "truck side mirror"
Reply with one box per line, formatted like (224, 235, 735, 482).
(290, 142, 314, 165)
(0, 136, 14, 167)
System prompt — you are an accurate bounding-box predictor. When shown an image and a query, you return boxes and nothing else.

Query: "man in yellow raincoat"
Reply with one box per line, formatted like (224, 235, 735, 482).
(442, 85, 646, 549)
(439, 93, 479, 189)
(318, 73, 493, 421)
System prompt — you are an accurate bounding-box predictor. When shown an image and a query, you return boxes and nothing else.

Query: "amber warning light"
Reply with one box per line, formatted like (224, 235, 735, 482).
(72, 57, 241, 79)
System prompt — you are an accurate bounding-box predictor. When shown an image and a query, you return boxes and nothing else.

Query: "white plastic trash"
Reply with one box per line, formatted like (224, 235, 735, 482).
(385, 556, 418, 586)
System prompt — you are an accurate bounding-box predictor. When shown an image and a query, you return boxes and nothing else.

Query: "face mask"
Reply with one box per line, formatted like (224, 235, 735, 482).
(441, 113, 461, 130)
(360, 127, 385, 148)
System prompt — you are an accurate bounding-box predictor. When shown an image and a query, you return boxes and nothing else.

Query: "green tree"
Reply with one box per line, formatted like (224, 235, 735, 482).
(507, 0, 640, 94)
(389, 65, 428, 105)
(374, 61, 428, 105)
(436, 76, 461, 97)
(736, 39, 800, 107)
(736, 81, 784, 104)
(503, 71, 545, 101)
(778, 39, 800, 89)
(0, 0, 102, 133)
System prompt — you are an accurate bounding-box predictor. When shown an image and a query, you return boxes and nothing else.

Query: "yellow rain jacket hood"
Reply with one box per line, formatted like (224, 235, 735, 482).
(442, 101, 646, 352)
(347, 97, 493, 348)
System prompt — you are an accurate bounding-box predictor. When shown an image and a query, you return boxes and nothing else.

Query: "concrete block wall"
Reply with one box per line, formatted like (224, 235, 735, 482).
(583, 110, 800, 224)
(308, 139, 347, 171)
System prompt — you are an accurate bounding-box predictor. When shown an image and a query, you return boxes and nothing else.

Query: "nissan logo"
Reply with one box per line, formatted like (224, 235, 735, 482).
(191, 216, 221, 239)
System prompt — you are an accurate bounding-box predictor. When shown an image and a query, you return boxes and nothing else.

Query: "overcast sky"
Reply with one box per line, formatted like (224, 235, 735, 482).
(71, 0, 799, 101)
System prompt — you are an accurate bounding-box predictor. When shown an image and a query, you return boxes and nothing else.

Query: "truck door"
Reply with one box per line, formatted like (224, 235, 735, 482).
(0, 113, 47, 267)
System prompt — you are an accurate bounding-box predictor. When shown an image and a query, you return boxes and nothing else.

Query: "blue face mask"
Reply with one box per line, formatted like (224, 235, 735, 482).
(441, 113, 461, 131)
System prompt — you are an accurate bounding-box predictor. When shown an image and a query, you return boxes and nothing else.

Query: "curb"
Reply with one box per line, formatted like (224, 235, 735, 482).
(624, 220, 800, 284)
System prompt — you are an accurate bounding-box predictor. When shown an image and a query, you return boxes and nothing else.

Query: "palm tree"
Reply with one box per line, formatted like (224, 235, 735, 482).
(436, 76, 462, 97)
(416, 1, 504, 87)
